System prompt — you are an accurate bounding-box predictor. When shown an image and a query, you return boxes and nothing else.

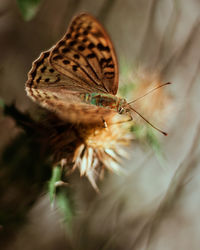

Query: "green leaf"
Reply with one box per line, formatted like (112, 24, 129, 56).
(57, 191, 73, 230)
(48, 166, 62, 203)
(48, 167, 73, 231)
(16, 0, 41, 21)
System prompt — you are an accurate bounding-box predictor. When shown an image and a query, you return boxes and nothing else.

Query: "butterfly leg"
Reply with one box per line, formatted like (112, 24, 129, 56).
(108, 114, 132, 127)
(102, 117, 108, 128)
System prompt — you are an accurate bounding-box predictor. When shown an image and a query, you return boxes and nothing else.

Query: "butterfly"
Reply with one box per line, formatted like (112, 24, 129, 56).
(26, 12, 168, 134)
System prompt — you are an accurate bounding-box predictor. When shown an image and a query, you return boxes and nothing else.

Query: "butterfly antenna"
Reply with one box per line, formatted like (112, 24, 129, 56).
(128, 82, 171, 105)
(128, 106, 168, 136)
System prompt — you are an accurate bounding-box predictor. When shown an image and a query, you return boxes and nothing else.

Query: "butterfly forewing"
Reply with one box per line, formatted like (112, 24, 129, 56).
(26, 13, 118, 124)
(50, 13, 119, 95)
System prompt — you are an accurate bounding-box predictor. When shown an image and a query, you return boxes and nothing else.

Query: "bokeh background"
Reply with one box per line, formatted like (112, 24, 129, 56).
(1, 0, 200, 249)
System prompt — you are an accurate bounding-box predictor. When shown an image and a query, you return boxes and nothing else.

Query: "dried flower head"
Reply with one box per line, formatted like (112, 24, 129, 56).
(44, 112, 133, 190)
(72, 115, 132, 189)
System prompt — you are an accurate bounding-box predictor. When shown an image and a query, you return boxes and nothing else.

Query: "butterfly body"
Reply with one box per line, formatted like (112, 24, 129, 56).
(80, 92, 127, 113)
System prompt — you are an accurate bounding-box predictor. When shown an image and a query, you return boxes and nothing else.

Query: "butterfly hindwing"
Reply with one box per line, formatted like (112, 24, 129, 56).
(26, 50, 106, 94)
(26, 51, 116, 123)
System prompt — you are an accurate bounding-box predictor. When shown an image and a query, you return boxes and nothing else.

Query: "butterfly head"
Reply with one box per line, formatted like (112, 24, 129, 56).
(118, 98, 129, 115)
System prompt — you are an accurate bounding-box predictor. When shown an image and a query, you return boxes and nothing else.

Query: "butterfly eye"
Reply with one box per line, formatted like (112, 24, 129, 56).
(118, 107, 125, 114)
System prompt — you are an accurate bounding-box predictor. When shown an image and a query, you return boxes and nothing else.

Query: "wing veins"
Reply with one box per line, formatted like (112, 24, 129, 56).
(52, 60, 107, 93)
(64, 45, 101, 82)
(61, 49, 102, 86)
(67, 38, 112, 92)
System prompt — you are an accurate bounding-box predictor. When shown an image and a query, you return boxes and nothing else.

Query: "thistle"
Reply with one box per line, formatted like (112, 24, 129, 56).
(45, 113, 133, 190)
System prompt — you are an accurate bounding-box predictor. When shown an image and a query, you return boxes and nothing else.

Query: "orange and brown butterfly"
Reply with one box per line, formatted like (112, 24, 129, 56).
(26, 12, 169, 134)
(25, 12, 134, 127)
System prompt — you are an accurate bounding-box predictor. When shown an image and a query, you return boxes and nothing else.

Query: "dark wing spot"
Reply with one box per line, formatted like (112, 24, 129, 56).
(104, 72, 114, 75)
(66, 33, 71, 39)
(106, 58, 112, 63)
(53, 55, 63, 60)
(37, 93, 42, 99)
(87, 53, 96, 59)
(88, 42, 95, 49)
(87, 25, 92, 30)
(73, 54, 80, 59)
(40, 66, 46, 73)
(83, 30, 88, 36)
(45, 78, 50, 82)
(69, 40, 77, 46)
(35, 58, 44, 67)
(31, 70, 36, 80)
(97, 43, 104, 50)
(63, 60, 70, 65)
(62, 48, 70, 53)
(72, 65, 78, 71)
(100, 58, 106, 66)
(75, 33, 80, 39)
(82, 38, 88, 43)
(107, 64, 114, 68)
(49, 68, 55, 73)
(45, 94, 50, 99)
(104, 46, 110, 52)
(78, 45, 85, 51)
(36, 76, 41, 83)
(52, 94, 58, 100)
(53, 48, 59, 53)
(100, 57, 112, 67)
(97, 43, 110, 52)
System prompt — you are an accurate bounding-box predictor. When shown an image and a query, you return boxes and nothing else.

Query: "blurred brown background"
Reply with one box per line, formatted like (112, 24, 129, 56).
(1, 0, 200, 249)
